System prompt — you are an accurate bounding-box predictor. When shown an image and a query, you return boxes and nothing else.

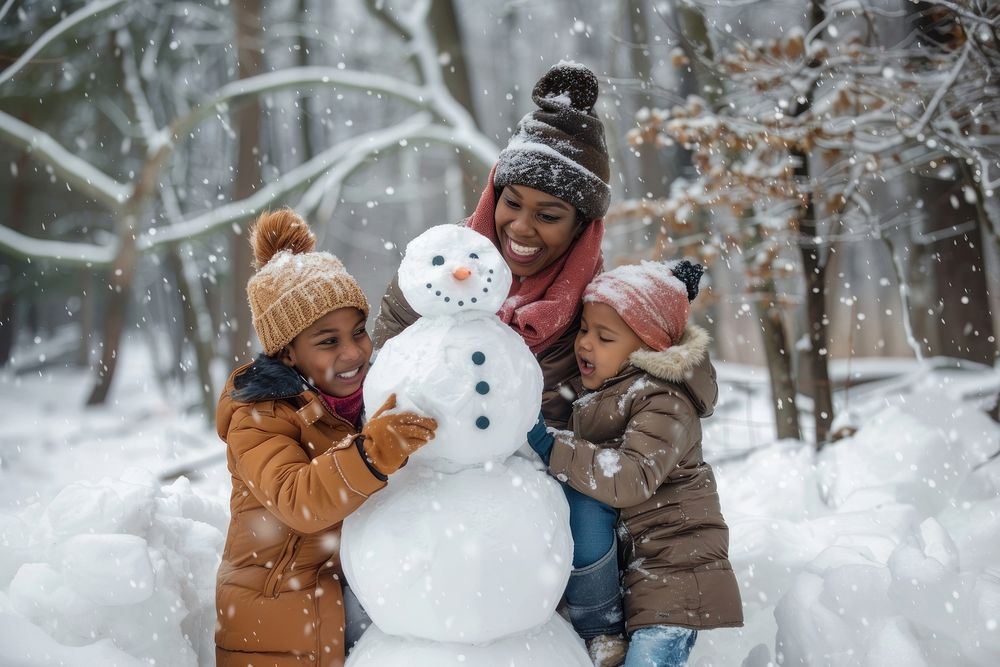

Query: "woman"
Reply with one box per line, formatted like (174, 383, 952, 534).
(373, 61, 611, 430)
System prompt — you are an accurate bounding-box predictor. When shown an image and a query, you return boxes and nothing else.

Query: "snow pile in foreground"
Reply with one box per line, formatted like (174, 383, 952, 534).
(0, 469, 227, 667)
(697, 392, 1000, 666)
(0, 355, 997, 665)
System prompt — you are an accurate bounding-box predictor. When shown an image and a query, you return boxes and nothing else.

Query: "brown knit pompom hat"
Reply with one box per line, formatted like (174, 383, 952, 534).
(246, 208, 369, 356)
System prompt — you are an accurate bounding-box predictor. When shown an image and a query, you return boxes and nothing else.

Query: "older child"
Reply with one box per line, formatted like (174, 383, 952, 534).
(528, 260, 742, 667)
(215, 209, 437, 667)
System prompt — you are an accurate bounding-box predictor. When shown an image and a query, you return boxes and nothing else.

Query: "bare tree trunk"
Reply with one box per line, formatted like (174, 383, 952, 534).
(743, 203, 803, 439)
(228, 0, 263, 365)
(672, 2, 723, 107)
(797, 211, 834, 446)
(296, 0, 315, 162)
(0, 285, 14, 366)
(0, 149, 30, 366)
(909, 167, 995, 366)
(86, 212, 139, 405)
(165, 247, 216, 418)
(756, 296, 802, 440)
(793, 0, 834, 448)
(85, 29, 167, 404)
(428, 0, 482, 209)
(78, 269, 94, 367)
(626, 0, 677, 199)
(429, 0, 476, 123)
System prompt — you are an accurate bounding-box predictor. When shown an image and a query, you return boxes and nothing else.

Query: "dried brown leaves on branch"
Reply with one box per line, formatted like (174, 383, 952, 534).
(613, 0, 999, 285)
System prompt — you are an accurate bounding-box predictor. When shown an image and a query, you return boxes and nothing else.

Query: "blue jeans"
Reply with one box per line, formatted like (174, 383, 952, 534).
(563, 484, 625, 639)
(565, 484, 617, 568)
(623, 626, 698, 667)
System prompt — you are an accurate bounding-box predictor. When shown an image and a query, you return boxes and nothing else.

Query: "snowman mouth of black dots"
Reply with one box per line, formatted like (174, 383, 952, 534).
(424, 252, 497, 308)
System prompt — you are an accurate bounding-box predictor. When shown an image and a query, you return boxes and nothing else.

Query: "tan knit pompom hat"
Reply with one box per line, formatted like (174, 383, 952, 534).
(246, 208, 369, 356)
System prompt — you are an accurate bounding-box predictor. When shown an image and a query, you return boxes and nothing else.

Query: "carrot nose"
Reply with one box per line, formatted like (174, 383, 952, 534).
(453, 266, 472, 280)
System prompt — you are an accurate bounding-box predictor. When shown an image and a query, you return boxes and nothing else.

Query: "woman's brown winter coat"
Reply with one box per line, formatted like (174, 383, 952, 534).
(215, 355, 387, 667)
(372, 274, 579, 429)
(548, 325, 743, 632)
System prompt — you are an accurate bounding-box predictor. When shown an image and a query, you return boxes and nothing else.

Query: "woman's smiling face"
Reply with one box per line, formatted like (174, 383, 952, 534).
(494, 185, 582, 278)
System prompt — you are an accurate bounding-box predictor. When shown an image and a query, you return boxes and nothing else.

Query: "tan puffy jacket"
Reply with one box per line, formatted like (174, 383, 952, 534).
(548, 325, 743, 632)
(215, 355, 387, 667)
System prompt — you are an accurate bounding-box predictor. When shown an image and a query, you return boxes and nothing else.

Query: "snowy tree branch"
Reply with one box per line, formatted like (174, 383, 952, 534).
(0, 225, 116, 266)
(140, 114, 435, 250)
(0, 116, 436, 264)
(903, 40, 972, 140)
(363, 0, 414, 41)
(0, 0, 15, 24)
(0, 0, 128, 87)
(0, 112, 129, 209)
(116, 29, 160, 148)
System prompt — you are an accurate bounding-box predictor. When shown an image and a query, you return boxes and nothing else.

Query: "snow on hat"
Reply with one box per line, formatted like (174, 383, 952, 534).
(494, 61, 611, 222)
(246, 208, 369, 356)
(583, 260, 704, 351)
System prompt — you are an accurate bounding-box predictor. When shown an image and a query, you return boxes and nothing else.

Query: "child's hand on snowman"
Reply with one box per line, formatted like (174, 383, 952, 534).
(526, 412, 555, 465)
(359, 394, 438, 475)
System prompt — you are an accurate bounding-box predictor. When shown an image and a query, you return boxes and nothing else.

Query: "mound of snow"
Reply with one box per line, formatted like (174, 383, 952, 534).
(0, 468, 227, 666)
(699, 392, 1000, 666)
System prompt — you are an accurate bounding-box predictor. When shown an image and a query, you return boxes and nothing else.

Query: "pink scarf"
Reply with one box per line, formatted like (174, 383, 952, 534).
(466, 165, 604, 354)
(320, 385, 364, 427)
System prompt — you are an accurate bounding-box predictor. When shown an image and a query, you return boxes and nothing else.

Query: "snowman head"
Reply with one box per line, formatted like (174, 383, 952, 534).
(398, 225, 512, 317)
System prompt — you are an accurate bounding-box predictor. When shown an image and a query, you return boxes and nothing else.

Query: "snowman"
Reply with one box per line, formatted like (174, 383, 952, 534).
(341, 225, 590, 665)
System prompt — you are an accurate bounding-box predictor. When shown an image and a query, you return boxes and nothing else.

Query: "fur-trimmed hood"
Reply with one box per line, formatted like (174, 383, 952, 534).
(230, 353, 309, 403)
(217, 354, 313, 442)
(629, 324, 717, 418)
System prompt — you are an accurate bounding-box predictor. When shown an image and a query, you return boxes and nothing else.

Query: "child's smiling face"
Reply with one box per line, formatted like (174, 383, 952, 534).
(575, 301, 646, 389)
(281, 307, 372, 397)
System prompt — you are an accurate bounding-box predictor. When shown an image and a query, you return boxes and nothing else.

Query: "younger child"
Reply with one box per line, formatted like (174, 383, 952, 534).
(215, 209, 437, 667)
(528, 260, 742, 667)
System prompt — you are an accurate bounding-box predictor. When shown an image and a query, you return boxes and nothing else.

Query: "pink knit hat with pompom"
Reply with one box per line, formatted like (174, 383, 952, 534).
(583, 260, 703, 351)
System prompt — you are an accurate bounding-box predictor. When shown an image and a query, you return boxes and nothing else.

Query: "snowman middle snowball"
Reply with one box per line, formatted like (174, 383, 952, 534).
(365, 225, 543, 467)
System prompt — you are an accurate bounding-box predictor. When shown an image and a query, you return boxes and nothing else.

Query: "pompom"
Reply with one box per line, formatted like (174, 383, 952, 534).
(250, 208, 316, 269)
(531, 62, 599, 113)
(671, 260, 704, 302)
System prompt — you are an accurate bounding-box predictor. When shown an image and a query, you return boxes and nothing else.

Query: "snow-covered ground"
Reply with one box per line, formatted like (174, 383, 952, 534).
(1, 343, 998, 665)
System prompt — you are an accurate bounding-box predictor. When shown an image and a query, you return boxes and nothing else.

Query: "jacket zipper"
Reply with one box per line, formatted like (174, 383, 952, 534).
(263, 535, 302, 598)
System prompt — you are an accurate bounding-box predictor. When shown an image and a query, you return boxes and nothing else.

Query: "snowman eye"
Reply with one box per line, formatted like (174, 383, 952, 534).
(469, 253, 479, 260)
(432, 255, 445, 266)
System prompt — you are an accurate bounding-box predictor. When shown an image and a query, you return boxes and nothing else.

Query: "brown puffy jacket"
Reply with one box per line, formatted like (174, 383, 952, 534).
(372, 274, 580, 429)
(215, 355, 387, 667)
(548, 325, 743, 632)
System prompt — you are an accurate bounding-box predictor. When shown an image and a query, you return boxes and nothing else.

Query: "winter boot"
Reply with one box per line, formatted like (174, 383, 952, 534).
(586, 633, 629, 667)
(564, 542, 626, 640)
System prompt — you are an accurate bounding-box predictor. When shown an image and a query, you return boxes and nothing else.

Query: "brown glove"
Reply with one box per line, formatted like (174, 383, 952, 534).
(360, 394, 437, 475)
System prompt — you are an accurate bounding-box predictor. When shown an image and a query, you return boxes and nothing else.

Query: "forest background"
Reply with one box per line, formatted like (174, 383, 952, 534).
(1, 0, 998, 446)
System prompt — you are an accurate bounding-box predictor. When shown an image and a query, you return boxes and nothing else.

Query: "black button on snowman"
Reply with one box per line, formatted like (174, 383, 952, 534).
(341, 225, 586, 664)
(472, 351, 490, 429)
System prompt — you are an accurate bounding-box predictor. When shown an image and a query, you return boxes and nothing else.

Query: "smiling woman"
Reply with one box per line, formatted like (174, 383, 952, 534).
(373, 61, 612, 429)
